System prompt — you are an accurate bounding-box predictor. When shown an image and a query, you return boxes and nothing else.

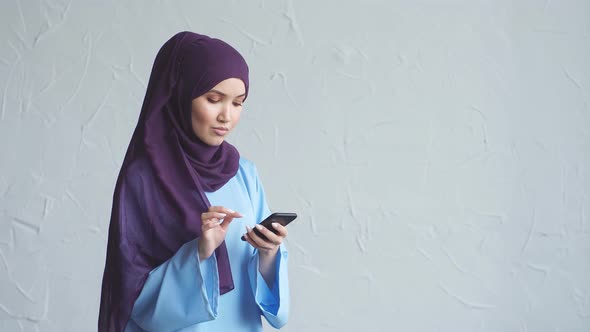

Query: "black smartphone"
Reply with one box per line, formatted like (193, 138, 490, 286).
(241, 212, 297, 241)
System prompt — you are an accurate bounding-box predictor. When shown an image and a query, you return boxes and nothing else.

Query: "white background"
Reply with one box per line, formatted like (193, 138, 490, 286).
(1, 1, 589, 331)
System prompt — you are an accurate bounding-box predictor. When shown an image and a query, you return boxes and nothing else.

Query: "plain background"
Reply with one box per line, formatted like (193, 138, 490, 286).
(1, 1, 589, 331)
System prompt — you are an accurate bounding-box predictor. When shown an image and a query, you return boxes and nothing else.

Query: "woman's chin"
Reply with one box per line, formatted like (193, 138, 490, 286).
(194, 133, 225, 146)
(205, 137, 225, 146)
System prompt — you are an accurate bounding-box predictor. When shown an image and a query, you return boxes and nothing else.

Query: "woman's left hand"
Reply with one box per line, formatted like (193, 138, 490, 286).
(243, 222, 288, 255)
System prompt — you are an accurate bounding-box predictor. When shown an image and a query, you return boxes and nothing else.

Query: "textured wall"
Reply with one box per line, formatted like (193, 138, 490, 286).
(1, 1, 589, 331)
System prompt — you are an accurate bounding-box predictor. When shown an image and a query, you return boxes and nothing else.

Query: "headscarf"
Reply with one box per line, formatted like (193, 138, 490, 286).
(98, 31, 249, 332)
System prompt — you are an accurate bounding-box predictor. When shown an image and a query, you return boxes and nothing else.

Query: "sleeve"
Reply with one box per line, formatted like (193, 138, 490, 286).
(248, 245, 290, 329)
(124, 239, 220, 332)
(246, 163, 290, 328)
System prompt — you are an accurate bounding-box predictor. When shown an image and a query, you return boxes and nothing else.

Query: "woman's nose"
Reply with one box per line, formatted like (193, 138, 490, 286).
(218, 103, 232, 122)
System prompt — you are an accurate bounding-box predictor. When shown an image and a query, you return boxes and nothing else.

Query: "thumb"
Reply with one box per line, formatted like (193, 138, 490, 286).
(219, 216, 234, 231)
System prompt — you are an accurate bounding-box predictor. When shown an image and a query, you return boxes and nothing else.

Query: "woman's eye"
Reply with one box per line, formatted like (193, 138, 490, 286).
(207, 98, 220, 103)
(233, 102, 243, 107)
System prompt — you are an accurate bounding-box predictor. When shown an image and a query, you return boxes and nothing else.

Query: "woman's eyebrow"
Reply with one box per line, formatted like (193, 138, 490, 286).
(209, 89, 246, 98)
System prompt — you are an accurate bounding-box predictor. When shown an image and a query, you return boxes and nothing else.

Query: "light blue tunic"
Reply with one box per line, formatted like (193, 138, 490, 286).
(124, 158, 289, 332)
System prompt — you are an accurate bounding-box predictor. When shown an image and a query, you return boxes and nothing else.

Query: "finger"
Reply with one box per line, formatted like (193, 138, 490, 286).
(203, 218, 221, 226)
(243, 232, 259, 249)
(270, 223, 288, 238)
(254, 224, 282, 245)
(202, 212, 227, 220)
(219, 216, 235, 231)
(232, 211, 244, 218)
(208, 206, 243, 218)
(202, 222, 220, 231)
(208, 206, 225, 213)
(246, 226, 276, 250)
(245, 229, 273, 251)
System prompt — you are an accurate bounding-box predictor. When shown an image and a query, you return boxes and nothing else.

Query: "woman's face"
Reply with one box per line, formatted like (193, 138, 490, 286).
(191, 78, 246, 146)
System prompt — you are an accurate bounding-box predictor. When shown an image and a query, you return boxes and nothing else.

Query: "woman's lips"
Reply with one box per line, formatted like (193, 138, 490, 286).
(212, 127, 228, 136)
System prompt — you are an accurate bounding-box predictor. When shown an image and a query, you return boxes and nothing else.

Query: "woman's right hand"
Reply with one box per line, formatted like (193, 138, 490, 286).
(198, 206, 242, 260)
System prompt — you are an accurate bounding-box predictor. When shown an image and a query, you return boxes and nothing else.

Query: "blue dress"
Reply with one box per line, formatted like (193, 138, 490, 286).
(124, 158, 289, 332)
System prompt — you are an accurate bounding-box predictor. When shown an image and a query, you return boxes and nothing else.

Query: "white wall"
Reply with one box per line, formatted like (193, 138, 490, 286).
(1, 1, 589, 331)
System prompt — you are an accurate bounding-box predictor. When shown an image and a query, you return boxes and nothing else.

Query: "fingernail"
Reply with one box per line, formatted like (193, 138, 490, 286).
(255, 224, 263, 230)
(219, 213, 227, 217)
(227, 209, 235, 213)
(272, 222, 279, 228)
(246, 225, 251, 231)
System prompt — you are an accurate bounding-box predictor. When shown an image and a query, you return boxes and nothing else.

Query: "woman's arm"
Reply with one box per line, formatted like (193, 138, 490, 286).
(125, 239, 219, 332)
(246, 243, 290, 329)
(127, 204, 243, 332)
(241, 160, 290, 328)
(244, 222, 288, 288)
(258, 248, 278, 288)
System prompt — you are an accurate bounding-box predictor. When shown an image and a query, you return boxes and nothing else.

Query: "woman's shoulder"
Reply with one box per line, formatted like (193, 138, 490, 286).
(237, 156, 263, 188)
(238, 156, 256, 172)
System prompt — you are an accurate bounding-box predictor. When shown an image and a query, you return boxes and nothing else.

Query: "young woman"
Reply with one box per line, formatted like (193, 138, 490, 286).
(98, 31, 289, 332)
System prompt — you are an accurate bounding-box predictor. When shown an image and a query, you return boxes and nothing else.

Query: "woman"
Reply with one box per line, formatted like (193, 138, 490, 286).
(98, 32, 289, 332)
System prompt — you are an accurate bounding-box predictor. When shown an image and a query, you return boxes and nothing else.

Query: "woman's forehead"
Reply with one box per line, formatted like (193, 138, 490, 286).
(208, 78, 246, 97)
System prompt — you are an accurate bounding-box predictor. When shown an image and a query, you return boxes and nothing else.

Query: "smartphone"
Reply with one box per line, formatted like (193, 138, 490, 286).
(241, 212, 297, 241)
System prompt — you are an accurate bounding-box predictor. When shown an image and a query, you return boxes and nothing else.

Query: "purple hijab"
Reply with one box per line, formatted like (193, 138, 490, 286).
(98, 32, 249, 332)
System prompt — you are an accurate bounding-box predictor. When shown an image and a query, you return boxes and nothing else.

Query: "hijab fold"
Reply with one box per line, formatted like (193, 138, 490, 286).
(98, 31, 249, 332)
